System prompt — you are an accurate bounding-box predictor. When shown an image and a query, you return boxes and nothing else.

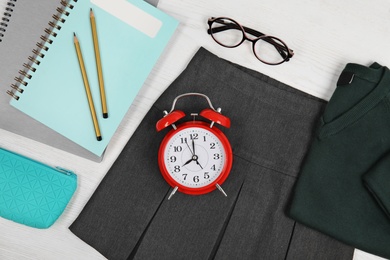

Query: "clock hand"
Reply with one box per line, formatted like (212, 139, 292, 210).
(185, 140, 194, 155)
(191, 140, 202, 169)
(183, 154, 203, 168)
(192, 139, 196, 155)
(182, 158, 193, 167)
(195, 159, 203, 169)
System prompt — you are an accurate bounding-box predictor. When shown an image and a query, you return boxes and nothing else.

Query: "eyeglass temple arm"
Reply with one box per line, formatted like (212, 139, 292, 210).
(207, 24, 293, 60)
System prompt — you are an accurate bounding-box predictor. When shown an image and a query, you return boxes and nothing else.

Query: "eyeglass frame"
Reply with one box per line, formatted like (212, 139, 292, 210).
(207, 17, 294, 65)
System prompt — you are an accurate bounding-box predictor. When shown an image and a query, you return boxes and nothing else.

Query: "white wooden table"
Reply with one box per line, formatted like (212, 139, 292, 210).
(0, 0, 389, 259)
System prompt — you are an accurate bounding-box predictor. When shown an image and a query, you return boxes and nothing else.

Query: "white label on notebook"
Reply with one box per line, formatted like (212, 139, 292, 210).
(91, 0, 162, 38)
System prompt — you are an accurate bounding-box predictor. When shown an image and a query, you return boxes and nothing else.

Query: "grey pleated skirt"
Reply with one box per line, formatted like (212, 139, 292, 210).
(69, 47, 354, 260)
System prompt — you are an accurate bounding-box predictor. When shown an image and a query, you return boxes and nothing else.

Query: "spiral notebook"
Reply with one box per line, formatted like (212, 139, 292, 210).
(0, 0, 177, 161)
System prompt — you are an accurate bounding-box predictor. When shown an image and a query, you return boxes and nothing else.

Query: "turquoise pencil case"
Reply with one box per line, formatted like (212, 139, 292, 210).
(0, 147, 77, 228)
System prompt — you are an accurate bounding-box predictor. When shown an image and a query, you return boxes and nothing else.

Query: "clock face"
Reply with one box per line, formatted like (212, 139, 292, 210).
(160, 122, 231, 192)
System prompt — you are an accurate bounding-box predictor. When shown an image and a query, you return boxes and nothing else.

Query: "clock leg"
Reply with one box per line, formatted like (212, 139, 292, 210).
(216, 183, 228, 197)
(168, 186, 179, 200)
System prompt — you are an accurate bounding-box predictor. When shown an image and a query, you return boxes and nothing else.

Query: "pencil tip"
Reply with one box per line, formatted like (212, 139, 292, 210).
(103, 113, 108, 119)
(73, 32, 76, 36)
(97, 136, 102, 141)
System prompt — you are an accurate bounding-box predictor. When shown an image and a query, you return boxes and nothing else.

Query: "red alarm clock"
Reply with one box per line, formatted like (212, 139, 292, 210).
(156, 93, 233, 200)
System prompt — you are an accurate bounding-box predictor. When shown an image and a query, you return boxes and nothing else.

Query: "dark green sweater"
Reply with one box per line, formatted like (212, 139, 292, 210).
(289, 62, 390, 259)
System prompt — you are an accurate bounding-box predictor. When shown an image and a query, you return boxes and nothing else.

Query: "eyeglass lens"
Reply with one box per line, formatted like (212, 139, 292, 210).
(209, 18, 244, 47)
(253, 36, 288, 65)
(209, 18, 290, 65)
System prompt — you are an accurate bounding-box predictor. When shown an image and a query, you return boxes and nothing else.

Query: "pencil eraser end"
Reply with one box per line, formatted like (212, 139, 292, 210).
(103, 113, 108, 119)
(97, 136, 102, 141)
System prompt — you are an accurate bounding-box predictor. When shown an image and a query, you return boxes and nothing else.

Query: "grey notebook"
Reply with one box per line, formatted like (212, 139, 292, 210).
(0, 0, 158, 161)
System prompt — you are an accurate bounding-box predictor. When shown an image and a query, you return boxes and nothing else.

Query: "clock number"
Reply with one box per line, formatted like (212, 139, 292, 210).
(190, 133, 199, 140)
(193, 176, 199, 183)
(204, 172, 210, 179)
(169, 156, 176, 163)
(182, 173, 187, 180)
(203, 136, 207, 142)
(213, 153, 220, 160)
(180, 137, 187, 144)
(174, 165, 181, 172)
(210, 143, 216, 149)
(211, 164, 216, 171)
(173, 146, 182, 152)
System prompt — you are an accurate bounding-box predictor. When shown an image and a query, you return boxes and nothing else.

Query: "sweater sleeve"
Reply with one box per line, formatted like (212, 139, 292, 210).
(363, 153, 390, 220)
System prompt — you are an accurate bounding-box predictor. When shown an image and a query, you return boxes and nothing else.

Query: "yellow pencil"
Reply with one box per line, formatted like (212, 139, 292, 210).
(90, 8, 108, 119)
(73, 33, 102, 141)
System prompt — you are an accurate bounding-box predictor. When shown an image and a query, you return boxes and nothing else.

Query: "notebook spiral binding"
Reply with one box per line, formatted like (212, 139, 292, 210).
(6, 0, 78, 100)
(0, 0, 16, 42)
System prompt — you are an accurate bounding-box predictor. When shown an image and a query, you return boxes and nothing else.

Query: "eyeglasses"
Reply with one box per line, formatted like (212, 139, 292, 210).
(207, 17, 294, 65)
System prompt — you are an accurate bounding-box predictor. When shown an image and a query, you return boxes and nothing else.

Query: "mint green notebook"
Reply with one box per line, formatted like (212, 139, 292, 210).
(8, 0, 178, 157)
